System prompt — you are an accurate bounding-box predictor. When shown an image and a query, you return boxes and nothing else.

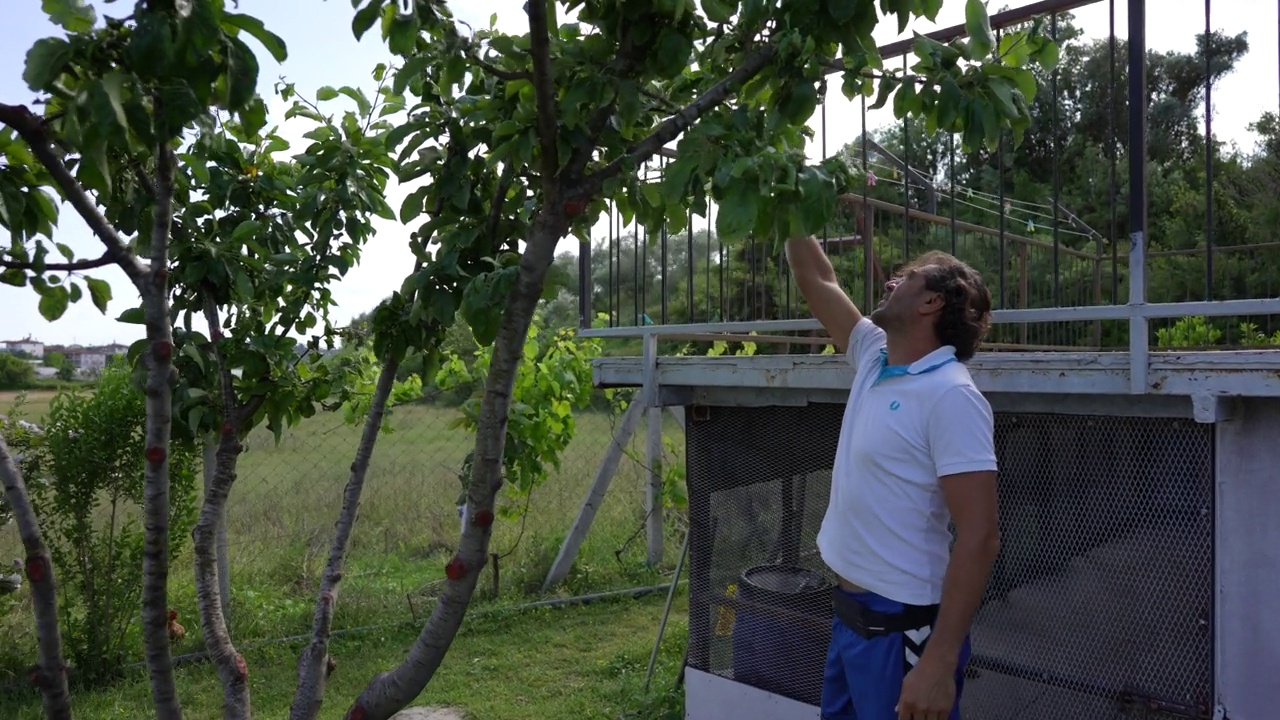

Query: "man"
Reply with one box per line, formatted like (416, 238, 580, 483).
(785, 234, 1001, 720)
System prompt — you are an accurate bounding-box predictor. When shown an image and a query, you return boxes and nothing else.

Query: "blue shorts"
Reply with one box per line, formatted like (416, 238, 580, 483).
(820, 588, 971, 720)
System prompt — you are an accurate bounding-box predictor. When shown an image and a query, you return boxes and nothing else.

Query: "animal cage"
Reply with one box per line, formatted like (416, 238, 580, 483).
(683, 403, 1215, 720)
(590, 356, 1280, 720)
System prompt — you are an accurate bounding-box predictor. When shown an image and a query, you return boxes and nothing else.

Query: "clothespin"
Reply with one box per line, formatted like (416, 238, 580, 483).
(867, 171, 877, 187)
(1026, 218, 1036, 233)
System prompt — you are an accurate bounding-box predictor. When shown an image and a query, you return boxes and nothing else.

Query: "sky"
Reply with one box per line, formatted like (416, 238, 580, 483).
(1, 0, 1275, 346)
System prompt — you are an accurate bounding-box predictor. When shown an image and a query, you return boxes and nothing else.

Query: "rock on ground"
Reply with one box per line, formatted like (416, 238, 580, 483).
(390, 708, 467, 720)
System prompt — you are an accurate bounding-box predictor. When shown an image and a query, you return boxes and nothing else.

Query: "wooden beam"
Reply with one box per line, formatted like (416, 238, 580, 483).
(593, 351, 1280, 398)
(542, 398, 646, 591)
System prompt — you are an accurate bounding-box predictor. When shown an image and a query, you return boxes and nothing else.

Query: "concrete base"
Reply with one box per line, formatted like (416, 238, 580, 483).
(685, 668, 820, 720)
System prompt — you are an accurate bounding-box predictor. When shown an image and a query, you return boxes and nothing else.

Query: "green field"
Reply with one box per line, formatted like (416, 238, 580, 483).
(0, 389, 689, 718)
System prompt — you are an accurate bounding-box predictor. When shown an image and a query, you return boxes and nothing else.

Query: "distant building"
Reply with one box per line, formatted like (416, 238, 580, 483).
(65, 348, 108, 376)
(1, 336, 43, 359)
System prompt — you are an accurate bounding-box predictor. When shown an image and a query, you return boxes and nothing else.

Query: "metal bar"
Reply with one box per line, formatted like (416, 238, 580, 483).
(861, 102, 874, 312)
(1128, 0, 1149, 394)
(949, 132, 957, 256)
(1204, 0, 1215, 301)
(579, 226, 591, 329)
(576, 297, 1280, 338)
(871, 0, 1105, 62)
(902, 55, 912, 260)
(687, 208, 694, 323)
(1051, 14, 1061, 310)
(1109, 0, 1119, 304)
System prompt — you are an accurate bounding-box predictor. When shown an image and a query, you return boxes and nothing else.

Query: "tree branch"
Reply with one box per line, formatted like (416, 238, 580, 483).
(0, 103, 148, 282)
(578, 45, 778, 197)
(472, 54, 531, 82)
(0, 435, 72, 720)
(525, 0, 561, 200)
(0, 252, 117, 272)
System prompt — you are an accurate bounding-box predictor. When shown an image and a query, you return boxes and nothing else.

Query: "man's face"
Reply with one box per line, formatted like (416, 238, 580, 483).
(869, 268, 930, 330)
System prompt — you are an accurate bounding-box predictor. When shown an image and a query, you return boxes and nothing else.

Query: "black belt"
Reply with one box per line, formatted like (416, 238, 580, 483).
(832, 587, 939, 639)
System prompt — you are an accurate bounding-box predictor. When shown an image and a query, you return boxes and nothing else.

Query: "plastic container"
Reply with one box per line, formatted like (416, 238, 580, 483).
(730, 564, 834, 705)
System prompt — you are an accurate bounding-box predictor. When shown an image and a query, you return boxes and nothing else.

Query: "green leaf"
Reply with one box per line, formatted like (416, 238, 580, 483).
(231, 219, 262, 241)
(22, 38, 74, 92)
(38, 285, 69, 321)
(869, 75, 899, 111)
(351, 1, 382, 40)
(42, 0, 96, 33)
(86, 276, 112, 313)
(221, 12, 288, 63)
(68, 282, 82, 303)
(316, 86, 340, 102)
(715, 183, 758, 242)
(701, 0, 737, 23)
(920, 0, 944, 21)
(965, 0, 995, 59)
(224, 35, 261, 111)
(827, 0, 859, 23)
(117, 307, 146, 324)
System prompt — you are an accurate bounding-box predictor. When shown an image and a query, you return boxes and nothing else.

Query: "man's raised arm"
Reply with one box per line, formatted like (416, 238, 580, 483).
(785, 235, 862, 354)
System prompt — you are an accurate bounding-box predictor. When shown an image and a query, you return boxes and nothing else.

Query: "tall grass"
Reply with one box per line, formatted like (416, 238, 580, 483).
(0, 390, 687, 682)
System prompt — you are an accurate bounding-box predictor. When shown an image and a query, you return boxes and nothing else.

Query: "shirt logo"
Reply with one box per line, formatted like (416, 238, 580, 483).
(889, 400, 901, 411)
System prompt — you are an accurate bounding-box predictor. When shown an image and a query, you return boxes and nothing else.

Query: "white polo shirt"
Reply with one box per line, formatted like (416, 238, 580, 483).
(816, 317, 998, 607)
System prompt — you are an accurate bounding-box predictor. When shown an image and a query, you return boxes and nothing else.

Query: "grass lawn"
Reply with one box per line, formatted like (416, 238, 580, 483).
(0, 387, 690, 718)
(0, 590, 689, 719)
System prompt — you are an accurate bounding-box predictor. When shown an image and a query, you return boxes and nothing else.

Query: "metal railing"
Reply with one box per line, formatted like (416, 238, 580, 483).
(575, 0, 1280, 387)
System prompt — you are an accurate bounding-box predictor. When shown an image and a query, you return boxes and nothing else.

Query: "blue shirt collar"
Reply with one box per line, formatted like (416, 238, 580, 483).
(873, 345, 957, 386)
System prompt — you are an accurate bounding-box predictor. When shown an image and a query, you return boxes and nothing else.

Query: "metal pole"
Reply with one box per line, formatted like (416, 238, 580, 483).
(644, 529, 691, 692)
(1128, 0, 1149, 394)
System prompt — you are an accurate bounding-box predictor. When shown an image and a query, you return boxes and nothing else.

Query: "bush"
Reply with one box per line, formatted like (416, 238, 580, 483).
(17, 359, 201, 680)
(0, 354, 35, 391)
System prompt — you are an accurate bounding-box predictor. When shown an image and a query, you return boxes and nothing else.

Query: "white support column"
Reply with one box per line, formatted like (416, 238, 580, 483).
(643, 333, 664, 566)
(1128, 230, 1148, 394)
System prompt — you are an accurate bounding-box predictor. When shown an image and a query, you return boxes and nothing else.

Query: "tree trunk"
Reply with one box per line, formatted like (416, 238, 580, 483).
(343, 210, 568, 720)
(0, 436, 72, 720)
(140, 144, 184, 720)
(194, 296, 255, 719)
(193, 425, 252, 718)
(291, 355, 401, 720)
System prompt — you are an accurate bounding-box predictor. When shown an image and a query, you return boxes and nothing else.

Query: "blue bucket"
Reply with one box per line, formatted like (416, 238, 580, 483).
(730, 564, 834, 705)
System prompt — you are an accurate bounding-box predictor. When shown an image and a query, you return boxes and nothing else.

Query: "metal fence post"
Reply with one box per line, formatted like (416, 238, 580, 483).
(1127, 0, 1149, 394)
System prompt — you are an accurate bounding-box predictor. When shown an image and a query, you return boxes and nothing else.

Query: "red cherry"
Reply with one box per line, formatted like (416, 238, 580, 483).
(349, 707, 368, 720)
(235, 654, 248, 679)
(563, 197, 587, 218)
(322, 591, 334, 606)
(153, 341, 172, 361)
(472, 509, 494, 528)
(445, 557, 466, 581)
(221, 423, 235, 437)
(145, 446, 166, 465)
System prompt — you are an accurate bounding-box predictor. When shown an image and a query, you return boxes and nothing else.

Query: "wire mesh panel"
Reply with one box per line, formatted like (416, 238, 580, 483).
(685, 404, 1214, 719)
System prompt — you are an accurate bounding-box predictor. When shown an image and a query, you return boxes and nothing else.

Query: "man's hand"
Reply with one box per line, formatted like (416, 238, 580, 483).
(896, 658, 956, 720)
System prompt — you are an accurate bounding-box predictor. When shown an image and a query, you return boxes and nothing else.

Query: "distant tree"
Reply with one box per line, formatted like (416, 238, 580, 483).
(0, 354, 36, 391)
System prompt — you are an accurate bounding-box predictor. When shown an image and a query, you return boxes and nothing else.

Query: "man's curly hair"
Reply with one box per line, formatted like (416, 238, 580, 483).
(905, 251, 992, 362)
